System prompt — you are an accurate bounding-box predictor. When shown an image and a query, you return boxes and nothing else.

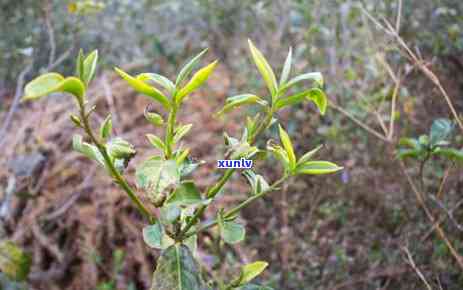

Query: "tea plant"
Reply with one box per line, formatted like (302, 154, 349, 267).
(21, 40, 342, 290)
(398, 118, 463, 186)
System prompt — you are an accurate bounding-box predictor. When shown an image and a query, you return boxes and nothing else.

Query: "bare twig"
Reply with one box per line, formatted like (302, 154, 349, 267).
(0, 176, 16, 218)
(398, 160, 463, 271)
(402, 246, 433, 290)
(44, 0, 56, 68)
(0, 63, 33, 146)
(329, 100, 390, 143)
(395, 0, 402, 32)
(361, 5, 463, 134)
(101, 74, 119, 132)
(32, 222, 64, 262)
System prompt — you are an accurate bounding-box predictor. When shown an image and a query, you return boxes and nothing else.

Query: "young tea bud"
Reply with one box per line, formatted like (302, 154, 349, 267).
(107, 138, 136, 159)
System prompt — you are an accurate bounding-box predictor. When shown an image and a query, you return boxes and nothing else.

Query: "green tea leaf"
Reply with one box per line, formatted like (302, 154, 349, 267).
(275, 88, 327, 115)
(397, 148, 422, 160)
(307, 88, 327, 115)
(280, 72, 323, 92)
(174, 148, 190, 165)
(160, 204, 181, 224)
(298, 145, 323, 165)
(107, 137, 136, 159)
(76, 49, 85, 79)
(150, 244, 207, 290)
(215, 94, 268, 116)
(175, 48, 208, 86)
(23, 73, 64, 100)
(295, 161, 343, 175)
(236, 284, 274, 290)
(433, 147, 463, 162)
(142, 223, 164, 249)
(0, 241, 31, 281)
(146, 134, 166, 151)
(144, 110, 164, 126)
(248, 39, 278, 99)
(115, 67, 170, 110)
(138, 73, 175, 95)
(242, 170, 269, 195)
(166, 181, 202, 206)
(22, 74, 85, 103)
(99, 114, 112, 140)
(176, 60, 218, 104)
(278, 125, 296, 171)
(279, 47, 292, 86)
(73, 135, 105, 166)
(219, 213, 245, 244)
(267, 140, 290, 172)
(429, 118, 453, 146)
(136, 159, 179, 204)
(398, 138, 420, 149)
(173, 124, 193, 144)
(239, 261, 268, 285)
(82, 50, 98, 86)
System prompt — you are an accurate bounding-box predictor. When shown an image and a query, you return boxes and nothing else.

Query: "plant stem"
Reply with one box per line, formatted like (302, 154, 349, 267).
(184, 175, 288, 239)
(165, 104, 178, 159)
(178, 108, 275, 240)
(79, 103, 155, 224)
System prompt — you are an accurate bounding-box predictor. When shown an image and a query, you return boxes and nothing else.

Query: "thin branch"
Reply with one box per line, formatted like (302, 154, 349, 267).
(44, 0, 56, 68)
(395, 0, 403, 33)
(402, 246, 433, 290)
(398, 160, 463, 271)
(361, 5, 463, 134)
(329, 100, 390, 143)
(388, 72, 401, 140)
(0, 63, 33, 146)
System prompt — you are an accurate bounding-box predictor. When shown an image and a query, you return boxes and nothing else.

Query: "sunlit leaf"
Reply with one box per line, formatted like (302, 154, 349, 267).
(176, 60, 218, 104)
(267, 140, 290, 172)
(279, 47, 292, 86)
(72, 135, 105, 166)
(278, 125, 296, 171)
(99, 114, 112, 139)
(144, 110, 164, 126)
(22, 73, 85, 103)
(295, 161, 343, 175)
(115, 67, 170, 109)
(275, 88, 327, 115)
(215, 94, 267, 116)
(298, 144, 323, 165)
(280, 72, 323, 92)
(146, 134, 166, 151)
(248, 39, 278, 99)
(173, 124, 193, 144)
(175, 48, 208, 86)
(306, 88, 327, 115)
(239, 261, 268, 285)
(138, 73, 175, 95)
(0, 241, 31, 282)
(82, 50, 98, 86)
